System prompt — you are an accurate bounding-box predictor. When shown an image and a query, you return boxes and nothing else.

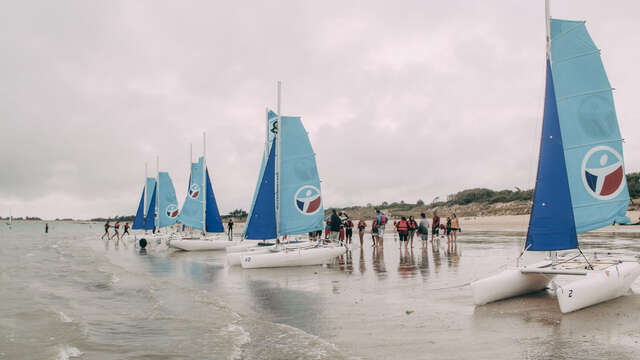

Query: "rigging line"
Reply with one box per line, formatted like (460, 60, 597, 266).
(577, 247, 594, 270)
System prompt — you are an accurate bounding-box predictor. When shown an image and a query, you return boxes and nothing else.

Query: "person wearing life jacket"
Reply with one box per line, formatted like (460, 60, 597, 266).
(344, 217, 354, 245)
(407, 216, 418, 247)
(395, 216, 409, 247)
(324, 215, 331, 240)
(371, 217, 379, 247)
(357, 218, 366, 246)
(376, 209, 388, 247)
(431, 211, 441, 242)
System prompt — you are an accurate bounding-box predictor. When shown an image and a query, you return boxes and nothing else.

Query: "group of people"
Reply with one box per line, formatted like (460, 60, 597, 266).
(313, 209, 461, 248)
(101, 220, 130, 242)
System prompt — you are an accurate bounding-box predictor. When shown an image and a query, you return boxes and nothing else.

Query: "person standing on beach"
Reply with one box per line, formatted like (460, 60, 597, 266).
(445, 217, 452, 242)
(101, 221, 111, 240)
(376, 209, 388, 247)
(357, 218, 366, 246)
(45, 223, 48, 234)
(395, 216, 409, 247)
(407, 216, 417, 247)
(344, 217, 354, 245)
(329, 209, 342, 242)
(371, 218, 378, 247)
(450, 214, 460, 242)
(227, 218, 234, 240)
(324, 215, 331, 240)
(418, 213, 429, 243)
(431, 211, 440, 242)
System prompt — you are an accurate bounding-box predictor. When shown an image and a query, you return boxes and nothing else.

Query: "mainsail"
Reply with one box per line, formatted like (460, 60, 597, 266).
(526, 18, 629, 251)
(178, 157, 205, 230)
(158, 172, 179, 228)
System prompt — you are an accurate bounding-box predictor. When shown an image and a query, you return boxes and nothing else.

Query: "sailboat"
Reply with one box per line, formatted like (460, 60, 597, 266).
(471, 0, 640, 313)
(234, 82, 345, 269)
(168, 133, 236, 251)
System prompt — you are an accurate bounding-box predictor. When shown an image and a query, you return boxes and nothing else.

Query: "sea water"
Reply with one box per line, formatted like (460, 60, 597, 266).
(1, 223, 639, 359)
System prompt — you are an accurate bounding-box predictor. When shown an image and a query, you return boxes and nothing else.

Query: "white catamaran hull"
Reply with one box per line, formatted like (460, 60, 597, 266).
(169, 239, 239, 251)
(227, 241, 313, 266)
(556, 261, 640, 313)
(472, 259, 640, 313)
(240, 245, 346, 269)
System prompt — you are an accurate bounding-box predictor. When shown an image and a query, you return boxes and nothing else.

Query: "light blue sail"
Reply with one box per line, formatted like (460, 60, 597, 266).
(145, 177, 156, 216)
(205, 169, 224, 233)
(158, 172, 179, 228)
(143, 183, 157, 230)
(245, 138, 277, 239)
(550, 19, 629, 233)
(246, 110, 278, 230)
(178, 157, 205, 230)
(132, 187, 145, 230)
(278, 116, 324, 235)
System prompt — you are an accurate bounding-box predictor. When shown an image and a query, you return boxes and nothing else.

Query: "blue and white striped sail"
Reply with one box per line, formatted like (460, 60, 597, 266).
(246, 110, 278, 231)
(143, 183, 157, 230)
(278, 116, 324, 235)
(158, 172, 179, 228)
(204, 169, 224, 233)
(244, 138, 277, 239)
(526, 18, 629, 251)
(132, 187, 145, 230)
(178, 157, 205, 230)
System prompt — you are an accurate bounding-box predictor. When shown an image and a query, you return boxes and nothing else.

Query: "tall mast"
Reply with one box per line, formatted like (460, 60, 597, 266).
(202, 132, 207, 233)
(545, 0, 551, 62)
(156, 155, 159, 230)
(264, 108, 269, 163)
(275, 81, 282, 237)
(144, 162, 148, 217)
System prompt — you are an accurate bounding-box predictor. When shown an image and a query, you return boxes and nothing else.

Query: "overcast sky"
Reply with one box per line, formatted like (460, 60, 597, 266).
(2, 0, 640, 219)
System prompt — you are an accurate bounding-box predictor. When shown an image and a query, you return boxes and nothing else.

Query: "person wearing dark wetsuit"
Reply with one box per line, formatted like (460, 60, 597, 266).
(227, 219, 234, 240)
(101, 221, 111, 240)
(123, 223, 130, 237)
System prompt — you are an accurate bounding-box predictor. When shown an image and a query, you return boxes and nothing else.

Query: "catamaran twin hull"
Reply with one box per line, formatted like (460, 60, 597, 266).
(226, 241, 312, 266)
(168, 239, 240, 251)
(240, 245, 346, 269)
(471, 257, 640, 313)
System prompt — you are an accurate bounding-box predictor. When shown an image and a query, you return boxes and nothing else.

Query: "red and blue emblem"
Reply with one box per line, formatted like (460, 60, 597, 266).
(294, 185, 322, 215)
(581, 146, 625, 200)
(189, 183, 200, 199)
(165, 204, 179, 218)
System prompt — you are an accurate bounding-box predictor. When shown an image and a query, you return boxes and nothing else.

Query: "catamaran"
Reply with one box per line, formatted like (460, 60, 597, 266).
(471, 0, 640, 313)
(232, 82, 345, 269)
(168, 133, 237, 251)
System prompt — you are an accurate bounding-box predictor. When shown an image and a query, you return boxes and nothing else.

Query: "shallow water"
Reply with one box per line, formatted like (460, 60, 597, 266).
(1, 223, 639, 359)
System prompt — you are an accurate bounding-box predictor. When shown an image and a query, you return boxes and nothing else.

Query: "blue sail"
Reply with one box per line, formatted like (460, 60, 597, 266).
(550, 19, 630, 232)
(132, 186, 145, 230)
(526, 61, 578, 251)
(246, 110, 278, 229)
(205, 169, 224, 233)
(158, 172, 179, 228)
(279, 116, 324, 235)
(143, 184, 157, 230)
(244, 138, 277, 239)
(144, 177, 156, 216)
(177, 157, 205, 230)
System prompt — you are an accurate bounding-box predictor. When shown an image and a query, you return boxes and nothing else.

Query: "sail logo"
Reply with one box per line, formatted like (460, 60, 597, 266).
(294, 185, 322, 215)
(165, 204, 179, 218)
(581, 146, 625, 200)
(189, 184, 200, 199)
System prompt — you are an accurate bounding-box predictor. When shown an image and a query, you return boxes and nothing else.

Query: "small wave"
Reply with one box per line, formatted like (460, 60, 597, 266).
(58, 345, 83, 359)
(59, 311, 73, 323)
(110, 273, 120, 284)
(225, 323, 251, 360)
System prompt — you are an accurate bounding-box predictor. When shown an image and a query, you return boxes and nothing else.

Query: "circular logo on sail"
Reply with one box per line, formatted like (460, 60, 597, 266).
(165, 204, 179, 218)
(189, 184, 200, 199)
(294, 185, 322, 215)
(581, 145, 625, 200)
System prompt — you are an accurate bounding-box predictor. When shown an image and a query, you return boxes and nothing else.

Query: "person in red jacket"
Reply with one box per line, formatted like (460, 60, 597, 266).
(395, 216, 409, 248)
(357, 218, 366, 246)
(407, 216, 418, 247)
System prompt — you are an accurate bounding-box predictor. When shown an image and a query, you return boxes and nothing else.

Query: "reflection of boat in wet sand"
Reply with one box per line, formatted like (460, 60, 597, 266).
(472, 1, 640, 314)
(236, 83, 345, 268)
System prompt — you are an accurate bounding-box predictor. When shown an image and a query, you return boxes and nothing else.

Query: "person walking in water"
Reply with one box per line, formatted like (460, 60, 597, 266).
(407, 216, 417, 247)
(45, 223, 49, 234)
(376, 209, 388, 247)
(101, 221, 111, 240)
(344, 217, 354, 245)
(123, 222, 130, 238)
(450, 213, 460, 242)
(431, 211, 440, 242)
(418, 213, 429, 244)
(357, 218, 366, 247)
(227, 218, 234, 240)
(113, 221, 121, 242)
(329, 209, 342, 243)
(445, 217, 452, 242)
(395, 216, 409, 248)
